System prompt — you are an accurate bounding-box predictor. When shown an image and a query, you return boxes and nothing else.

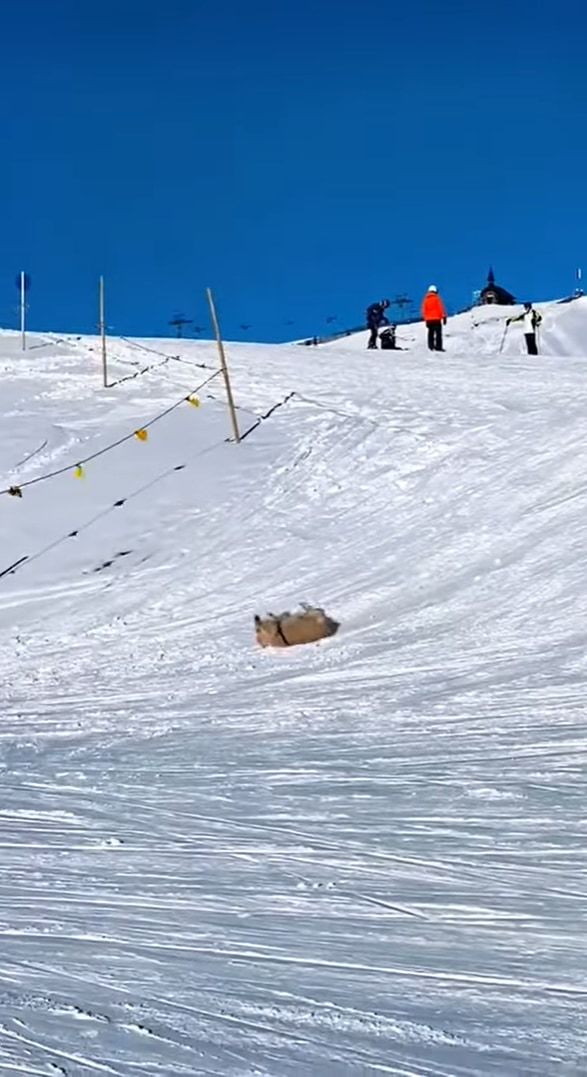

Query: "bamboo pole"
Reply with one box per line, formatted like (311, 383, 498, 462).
(99, 275, 108, 388)
(20, 271, 26, 351)
(206, 287, 240, 443)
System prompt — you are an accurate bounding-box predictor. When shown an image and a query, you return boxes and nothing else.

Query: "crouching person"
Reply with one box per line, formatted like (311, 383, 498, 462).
(380, 325, 405, 350)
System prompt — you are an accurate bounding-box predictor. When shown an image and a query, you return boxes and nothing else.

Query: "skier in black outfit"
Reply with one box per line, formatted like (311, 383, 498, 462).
(366, 299, 391, 349)
(380, 325, 399, 350)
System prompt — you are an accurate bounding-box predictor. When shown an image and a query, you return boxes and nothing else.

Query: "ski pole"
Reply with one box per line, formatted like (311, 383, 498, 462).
(499, 322, 509, 353)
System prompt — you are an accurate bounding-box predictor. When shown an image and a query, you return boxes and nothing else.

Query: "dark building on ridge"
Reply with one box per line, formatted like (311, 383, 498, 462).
(480, 267, 515, 306)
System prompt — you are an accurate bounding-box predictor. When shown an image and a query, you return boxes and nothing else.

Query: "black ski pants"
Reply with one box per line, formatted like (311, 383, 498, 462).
(426, 320, 443, 351)
(367, 324, 379, 349)
(525, 333, 538, 355)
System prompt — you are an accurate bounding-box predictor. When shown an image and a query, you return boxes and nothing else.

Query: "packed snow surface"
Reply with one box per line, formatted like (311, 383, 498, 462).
(1, 299, 586, 1075)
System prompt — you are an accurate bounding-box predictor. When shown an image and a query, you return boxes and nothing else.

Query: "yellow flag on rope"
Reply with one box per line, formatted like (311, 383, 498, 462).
(186, 395, 201, 408)
(74, 464, 85, 479)
(135, 429, 148, 442)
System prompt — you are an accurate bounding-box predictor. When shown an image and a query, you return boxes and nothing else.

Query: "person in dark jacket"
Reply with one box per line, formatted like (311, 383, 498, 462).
(366, 299, 391, 349)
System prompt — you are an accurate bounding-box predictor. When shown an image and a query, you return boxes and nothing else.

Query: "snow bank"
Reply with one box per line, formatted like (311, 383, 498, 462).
(0, 303, 586, 1074)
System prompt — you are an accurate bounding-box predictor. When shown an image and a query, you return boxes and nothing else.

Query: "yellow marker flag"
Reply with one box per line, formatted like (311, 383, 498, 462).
(74, 464, 85, 479)
(186, 395, 201, 408)
(135, 429, 148, 442)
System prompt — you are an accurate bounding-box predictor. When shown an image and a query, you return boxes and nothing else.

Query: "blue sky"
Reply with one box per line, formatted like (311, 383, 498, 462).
(1, 0, 585, 341)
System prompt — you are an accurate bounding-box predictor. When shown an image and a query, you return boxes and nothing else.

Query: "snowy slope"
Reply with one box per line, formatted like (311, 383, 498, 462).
(1, 299, 587, 1076)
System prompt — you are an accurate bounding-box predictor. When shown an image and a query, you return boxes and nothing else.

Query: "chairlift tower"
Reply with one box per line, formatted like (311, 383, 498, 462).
(168, 313, 193, 338)
(393, 294, 412, 320)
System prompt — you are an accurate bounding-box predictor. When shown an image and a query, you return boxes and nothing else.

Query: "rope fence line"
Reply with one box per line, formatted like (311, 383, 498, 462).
(79, 330, 272, 422)
(109, 346, 260, 420)
(0, 364, 433, 583)
(52, 336, 218, 392)
(119, 336, 188, 361)
(107, 352, 175, 388)
(205, 390, 259, 422)
(99, 339, 216, 390)
(0, 395, 295, 583)
(0, 380, 426, 585)
(115, 340, 261, 421)
(119, 336, 216, 372)
(239, 393, 296, 441)
(2, 374, 426, 500)
(113, 338, 265, 416)
(0, 437, 227, 583)
(1, 369, 222, 498)
(148, 350, 425, 436)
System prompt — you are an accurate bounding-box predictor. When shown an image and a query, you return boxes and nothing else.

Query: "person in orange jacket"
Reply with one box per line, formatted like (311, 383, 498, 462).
(421, 285, 447, 351)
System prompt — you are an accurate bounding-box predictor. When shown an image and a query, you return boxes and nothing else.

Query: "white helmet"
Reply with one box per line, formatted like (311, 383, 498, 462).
(428, 284, 438, 293)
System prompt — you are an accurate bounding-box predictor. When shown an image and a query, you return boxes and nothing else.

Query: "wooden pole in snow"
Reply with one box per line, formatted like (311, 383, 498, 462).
(99, 275, 108, 388)
(206, 287, 240, 443)
(20, 271, 26, 351)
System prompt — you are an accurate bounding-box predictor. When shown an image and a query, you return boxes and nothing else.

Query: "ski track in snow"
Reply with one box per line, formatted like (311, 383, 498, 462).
(0, 304, 587, 1075)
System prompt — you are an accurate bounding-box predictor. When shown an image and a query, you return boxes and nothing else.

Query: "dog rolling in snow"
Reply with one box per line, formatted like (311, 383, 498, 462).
(254, 606, 339, 648)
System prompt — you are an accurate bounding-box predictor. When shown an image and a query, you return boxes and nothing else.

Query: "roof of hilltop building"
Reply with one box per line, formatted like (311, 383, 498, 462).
(480, 267, 516, 305)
